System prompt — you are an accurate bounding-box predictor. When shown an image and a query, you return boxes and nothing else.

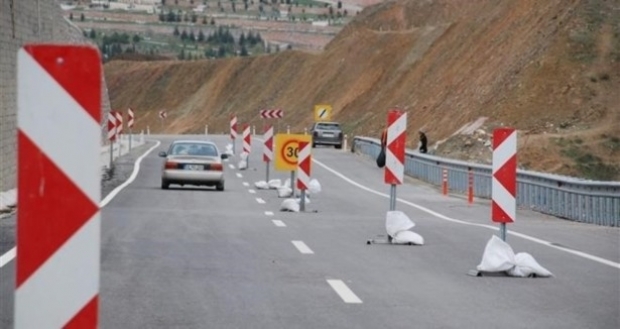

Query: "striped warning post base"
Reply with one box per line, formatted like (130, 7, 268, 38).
(263, 125, 274, 162)
(492, 128, 517, 223)
(243, 124, 251, 154)
(384, 110, 407, 185)
(297, 141, 311, 190)
(16, 45, 101, 327)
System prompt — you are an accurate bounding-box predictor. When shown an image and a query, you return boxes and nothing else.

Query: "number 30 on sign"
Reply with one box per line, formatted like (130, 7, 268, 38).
(274, 134, 311, 171)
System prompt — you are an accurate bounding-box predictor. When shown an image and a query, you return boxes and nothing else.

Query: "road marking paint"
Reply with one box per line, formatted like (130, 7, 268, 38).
(265, 211, 274, 216)
(249, 189, 256, 194)
(0, 140, 162, 269)
(327, 280, 363, 304)
(243, 182, 250, 187)
(0, 247, 16, 268)
(256, 198, 266, 204)
(292, 241, 314, 254)
(312, 158, 620, 270)
(272, 220, 286, 227)
(228, 164, 235, 169)
(236, 173, 243, 178)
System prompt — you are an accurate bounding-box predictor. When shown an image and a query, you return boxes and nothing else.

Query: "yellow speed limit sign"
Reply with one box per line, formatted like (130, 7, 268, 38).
(274, 134, 312, 171)
(314, 104, 332, 121)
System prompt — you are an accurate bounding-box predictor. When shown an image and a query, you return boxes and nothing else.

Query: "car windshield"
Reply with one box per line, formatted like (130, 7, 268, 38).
(170, 143, 218, 156)
(316, 123, 340, 130)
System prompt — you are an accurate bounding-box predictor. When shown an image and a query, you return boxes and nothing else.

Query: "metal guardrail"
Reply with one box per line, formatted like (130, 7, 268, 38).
(352, 136, 620, 226)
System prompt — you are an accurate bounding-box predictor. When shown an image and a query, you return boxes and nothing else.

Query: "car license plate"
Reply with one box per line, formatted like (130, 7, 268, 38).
(323, 132, 334, 137)
(185, 164, 203, 171)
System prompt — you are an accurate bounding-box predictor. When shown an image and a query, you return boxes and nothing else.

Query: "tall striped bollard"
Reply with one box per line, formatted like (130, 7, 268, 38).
(297, 141, 311, 212)
(17, 44, 102, 328)
(492, 128, 517, 241)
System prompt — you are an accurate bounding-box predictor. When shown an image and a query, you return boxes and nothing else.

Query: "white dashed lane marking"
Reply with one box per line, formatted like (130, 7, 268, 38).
(256, 198, 266, 204)
(265, 211, 274, 216)
(327, 280, 363, 304)
(291, 241, 314, 254)
(272, 220, 286, 227)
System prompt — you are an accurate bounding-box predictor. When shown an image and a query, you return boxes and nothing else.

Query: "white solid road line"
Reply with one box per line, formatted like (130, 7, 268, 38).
(249, 189, 256, 194)
(272, 220, 286, 227)
(292, 241, 314, 254)
(312, 158, 620, 270)
(265, 211, 274, 216)
(242, 182, 250, 187)
(0, 140, 162, 269)
(327, 280, 363, 304)
(236, 173, 243, 178)
(256, 198, 266, 204)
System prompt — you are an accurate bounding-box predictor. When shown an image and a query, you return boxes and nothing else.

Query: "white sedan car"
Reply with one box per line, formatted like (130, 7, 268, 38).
(159, 140, 228, 191)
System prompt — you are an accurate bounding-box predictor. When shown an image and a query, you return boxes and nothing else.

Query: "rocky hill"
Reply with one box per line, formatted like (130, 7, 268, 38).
(104, 0, 620, 180)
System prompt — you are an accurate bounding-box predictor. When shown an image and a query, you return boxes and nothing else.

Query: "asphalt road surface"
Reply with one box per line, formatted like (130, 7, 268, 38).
(0, 134, 618, 328)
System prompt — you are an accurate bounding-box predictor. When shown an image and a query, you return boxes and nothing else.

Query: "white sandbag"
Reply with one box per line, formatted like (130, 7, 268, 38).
(509, 252, 553, 277)
(254, 181, 269, 189)
(268, 179, 282, 189)
(477, 235, 552, 277)
(386, 211, 415, 237)
(308, 179, 321, 194)
(280, 198, 300, 212)
(283, 178, 291, 188)
(277, 186, 293, 198)
(238, 160, 247, 170)
(225, 144, 234, 155)
(385, 211, 424, 245)
(392, 231, 425, 245)
(240, 152, 249, 160)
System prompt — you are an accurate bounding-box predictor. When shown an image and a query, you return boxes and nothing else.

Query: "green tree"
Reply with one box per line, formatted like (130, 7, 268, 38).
(239, 32, 246, 46)
(191, 14, 198, 23)
(189, 31, 196, 42)
(337, 1, 342, 9)
(69, 12, 73, 20)
(80, 13, 85, 22)
(218, 46, 226, 57)
(167, 10, 176, 22)
(132, 34, 141, 44)
(89, 29, 97, 39)
(210, 17, 216, 25)
(181, 30, 188, 41)
(179, 49, 185, 60)
(202, 16, 207, 24)
(240, 45, 248, 56)
(173, 26, 180, 36)
(198, 30, 205, 42)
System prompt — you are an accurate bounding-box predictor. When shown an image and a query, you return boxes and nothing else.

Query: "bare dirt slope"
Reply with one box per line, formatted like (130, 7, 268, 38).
(104, 0, 620, 180)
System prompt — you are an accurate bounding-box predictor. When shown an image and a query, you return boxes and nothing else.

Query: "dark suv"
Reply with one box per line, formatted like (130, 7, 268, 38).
(311, 122, 343, 149)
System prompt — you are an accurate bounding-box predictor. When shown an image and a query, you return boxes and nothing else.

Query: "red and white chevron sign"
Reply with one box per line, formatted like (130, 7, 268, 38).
(297, 141, 311, 190)
(492, 128, 517, 223)
(260, 109, 283, 119)
(107, 111, 117, 142)
(17, 45, 101, 328)
(384, 110, 407, 185)
(243, 124, 251, 154)
(263, 125, 274, 162)
(127, 107, 134, 128)
(114, 110, 123, 136)
(230, 115, 237, 140)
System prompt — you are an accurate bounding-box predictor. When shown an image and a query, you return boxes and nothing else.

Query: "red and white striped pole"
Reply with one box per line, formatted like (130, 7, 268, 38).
(442, 168, 448, 196)
(16, 45, 101, 328)
(243, 123, 251, 166)
(263, 125, 274, 182)
(492, 128, 517, 241)
(230, 115, 237, 154)
(297, 141, 311, 212)
(127, 107, 134, 150)
(114, 111, 123, 158)
(468, 168, 474, 205)
(385, 109, 407, 211)
(107, 111, 117, 169)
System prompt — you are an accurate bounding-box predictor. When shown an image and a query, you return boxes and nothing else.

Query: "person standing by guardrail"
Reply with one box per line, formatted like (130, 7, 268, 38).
(419, 130, 428, 154)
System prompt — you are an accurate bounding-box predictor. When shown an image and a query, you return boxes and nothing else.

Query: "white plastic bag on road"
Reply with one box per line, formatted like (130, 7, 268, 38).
(476, 235, 552, 277)
(268, 179, 282, 189)
(386, 211, 424, 245)
(277, 186, 293, 198)
(225, 144, 234, 155)
(308, 179, 321, 195)
(254, 181, 269, 189)
(280, 198, 300, 212)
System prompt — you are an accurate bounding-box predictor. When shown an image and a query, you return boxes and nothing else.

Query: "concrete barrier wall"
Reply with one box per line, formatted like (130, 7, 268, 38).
(0, 0, 111, 192)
